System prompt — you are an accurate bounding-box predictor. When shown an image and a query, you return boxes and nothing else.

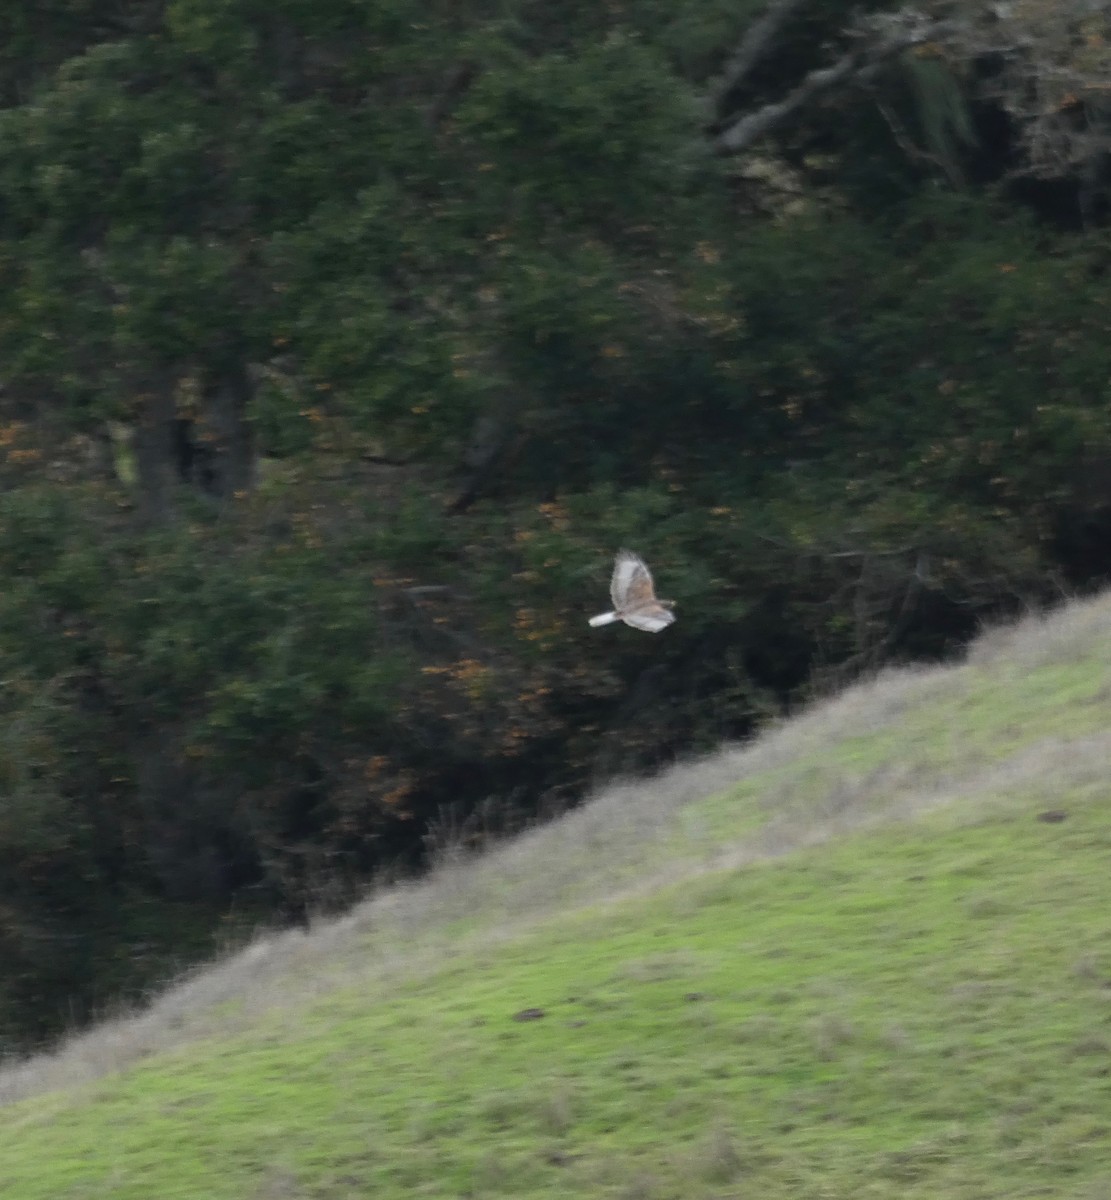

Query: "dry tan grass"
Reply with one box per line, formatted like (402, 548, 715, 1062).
(4, 589, 1111, 1106)
(965, 589, 1111, 668)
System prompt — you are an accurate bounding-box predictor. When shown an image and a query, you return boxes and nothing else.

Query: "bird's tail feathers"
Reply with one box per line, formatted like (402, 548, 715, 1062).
(588, 611, 619, 627)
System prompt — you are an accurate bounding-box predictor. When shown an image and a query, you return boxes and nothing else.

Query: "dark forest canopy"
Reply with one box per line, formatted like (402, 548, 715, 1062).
(0, 0, 1109, 1049)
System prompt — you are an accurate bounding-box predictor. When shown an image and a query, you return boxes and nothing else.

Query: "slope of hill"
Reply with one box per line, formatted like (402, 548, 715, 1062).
(3, 596, 1111, 1198)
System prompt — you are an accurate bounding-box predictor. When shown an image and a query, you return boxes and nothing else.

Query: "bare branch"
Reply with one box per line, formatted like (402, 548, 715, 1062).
(706, 0, 811, 117)
(402, 585, 466, 598)
(874, 96, 965, 186)
(714, 17, 957, 154)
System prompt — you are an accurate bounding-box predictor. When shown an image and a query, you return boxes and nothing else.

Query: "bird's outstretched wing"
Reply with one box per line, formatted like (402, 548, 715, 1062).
(623, 603, 675, 633)
(611, 549, 657, 610)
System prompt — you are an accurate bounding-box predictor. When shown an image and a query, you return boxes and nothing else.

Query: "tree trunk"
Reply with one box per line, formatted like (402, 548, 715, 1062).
(133, 373, 178, 525)
(201, 359, 255, 500)
(132, 361, 255, 522)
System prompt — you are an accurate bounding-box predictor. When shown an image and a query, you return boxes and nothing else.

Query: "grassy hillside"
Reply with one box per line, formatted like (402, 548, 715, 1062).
(3, 596, 1111, 1198)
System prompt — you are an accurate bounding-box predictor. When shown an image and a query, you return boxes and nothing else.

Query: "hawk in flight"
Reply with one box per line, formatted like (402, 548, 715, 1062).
(588, 550, 675, 633)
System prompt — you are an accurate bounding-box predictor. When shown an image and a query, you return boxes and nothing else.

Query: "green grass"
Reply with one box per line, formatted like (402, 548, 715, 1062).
(5, 597, 1111, 1198)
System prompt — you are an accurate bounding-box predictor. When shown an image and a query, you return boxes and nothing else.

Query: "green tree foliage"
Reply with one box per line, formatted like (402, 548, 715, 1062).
(0, 0, 1109, 1048)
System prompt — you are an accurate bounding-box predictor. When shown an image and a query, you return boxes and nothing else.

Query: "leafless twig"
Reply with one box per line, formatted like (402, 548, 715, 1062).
(706, 0, 811, 118)
(714, 17, 958, 154)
